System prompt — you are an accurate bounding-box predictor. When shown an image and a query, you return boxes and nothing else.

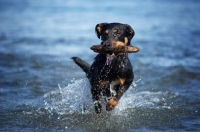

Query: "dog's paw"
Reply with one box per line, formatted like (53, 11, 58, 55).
(106, 97, 118, 111)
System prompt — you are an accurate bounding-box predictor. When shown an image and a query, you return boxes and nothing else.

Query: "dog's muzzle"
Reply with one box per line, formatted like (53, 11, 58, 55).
(101, 41, 117, 66)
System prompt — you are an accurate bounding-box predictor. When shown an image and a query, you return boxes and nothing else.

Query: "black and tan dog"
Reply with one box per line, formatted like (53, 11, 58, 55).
(72, 23, 139, 113)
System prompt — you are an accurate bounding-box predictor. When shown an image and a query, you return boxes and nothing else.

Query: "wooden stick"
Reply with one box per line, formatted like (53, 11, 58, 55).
(90, 45, 140, 53)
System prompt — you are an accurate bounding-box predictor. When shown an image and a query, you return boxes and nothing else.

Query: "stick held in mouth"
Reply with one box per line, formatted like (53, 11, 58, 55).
(90, 45, 140, 54)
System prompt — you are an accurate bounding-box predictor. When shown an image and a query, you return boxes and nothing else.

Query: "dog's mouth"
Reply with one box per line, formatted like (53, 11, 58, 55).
(106, 52, 116, 65)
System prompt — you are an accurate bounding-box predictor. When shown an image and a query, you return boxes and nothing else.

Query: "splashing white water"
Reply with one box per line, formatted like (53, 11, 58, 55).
(114, 90, 179, 113)
(44, 78, 178, 115)
(44, 78, 93, 114)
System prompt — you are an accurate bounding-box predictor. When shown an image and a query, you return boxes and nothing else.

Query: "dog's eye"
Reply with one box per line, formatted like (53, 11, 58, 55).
(114, 32, 121, 37)
(116, 32, 121, 36)
(113, 29, 118, 32)
(113, 29, 121, 37)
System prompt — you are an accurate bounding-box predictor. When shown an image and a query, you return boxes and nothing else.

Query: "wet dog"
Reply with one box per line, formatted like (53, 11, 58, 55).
(72, 23, 139, 113)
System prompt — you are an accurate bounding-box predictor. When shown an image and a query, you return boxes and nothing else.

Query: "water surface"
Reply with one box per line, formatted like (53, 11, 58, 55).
(0, 0, 200, 131)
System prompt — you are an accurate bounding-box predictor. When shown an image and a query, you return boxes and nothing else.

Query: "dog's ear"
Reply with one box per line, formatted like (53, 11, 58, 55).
(124, 24, 135, 41)
(95, 23, 108, 39)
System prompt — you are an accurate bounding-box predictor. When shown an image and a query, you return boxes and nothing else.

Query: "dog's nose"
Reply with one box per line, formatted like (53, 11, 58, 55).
(103, 41, 111, 47)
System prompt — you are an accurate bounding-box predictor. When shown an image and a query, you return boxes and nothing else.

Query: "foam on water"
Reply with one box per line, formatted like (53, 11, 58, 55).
(115, 90, 178, 113)
(44, 78, 179, 115)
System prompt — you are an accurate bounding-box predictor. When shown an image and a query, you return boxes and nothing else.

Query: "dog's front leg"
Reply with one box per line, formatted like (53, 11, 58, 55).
(91, 88, 102, 114)
(106, 79, 124, 111)
(105, 81, 118, 111)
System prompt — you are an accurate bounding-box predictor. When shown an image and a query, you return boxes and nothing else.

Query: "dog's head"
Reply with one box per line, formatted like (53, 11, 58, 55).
(95, 23, 138, 65)
(95, 23, 135, 47)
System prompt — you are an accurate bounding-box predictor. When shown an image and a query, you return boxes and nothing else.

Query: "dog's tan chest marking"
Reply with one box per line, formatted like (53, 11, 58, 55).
(98, 80, 109, 89)
(118, 78, 126, 85)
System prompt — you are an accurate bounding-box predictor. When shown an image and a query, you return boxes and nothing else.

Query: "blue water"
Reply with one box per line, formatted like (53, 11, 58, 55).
(0, 0, 200, 131)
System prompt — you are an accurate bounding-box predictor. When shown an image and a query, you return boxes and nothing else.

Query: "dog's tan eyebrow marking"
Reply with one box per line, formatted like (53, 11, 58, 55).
(105, 30, 109, 35)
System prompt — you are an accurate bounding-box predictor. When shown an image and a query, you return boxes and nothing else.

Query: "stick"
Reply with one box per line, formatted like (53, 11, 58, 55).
(90, 45, 140, 53)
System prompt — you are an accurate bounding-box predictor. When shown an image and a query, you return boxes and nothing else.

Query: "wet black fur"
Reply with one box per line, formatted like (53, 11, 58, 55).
(72, 23, 135, 113)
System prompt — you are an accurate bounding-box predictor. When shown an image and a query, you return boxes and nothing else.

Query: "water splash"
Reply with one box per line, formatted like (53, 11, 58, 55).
(44, 77, 178, 115)
(44, 78, 93, 114)
(115, 90, 179, 114)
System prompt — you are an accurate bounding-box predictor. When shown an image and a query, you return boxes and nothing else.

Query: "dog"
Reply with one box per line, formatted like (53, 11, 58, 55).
(72, 23, 139, 113)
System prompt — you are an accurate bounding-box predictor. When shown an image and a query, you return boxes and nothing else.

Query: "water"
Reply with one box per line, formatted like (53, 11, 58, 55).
(0, 0, 200, 131)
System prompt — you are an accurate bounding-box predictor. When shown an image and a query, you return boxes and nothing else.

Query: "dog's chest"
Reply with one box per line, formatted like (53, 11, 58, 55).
(100, 58, 130, 79)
